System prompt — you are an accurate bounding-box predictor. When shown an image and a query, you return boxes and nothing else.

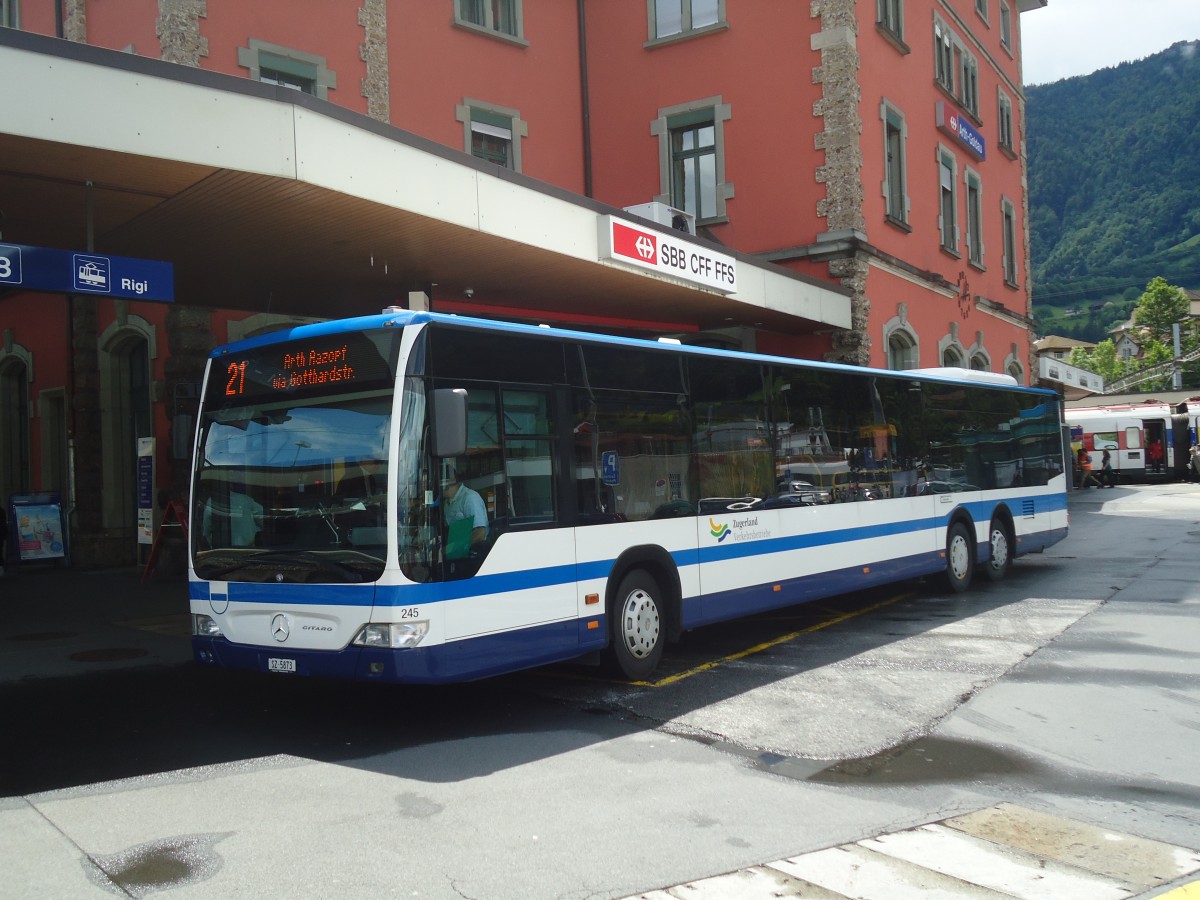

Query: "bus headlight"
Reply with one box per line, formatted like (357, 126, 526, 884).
(192, 614, 222, 637)
(353, 621, 428, 649)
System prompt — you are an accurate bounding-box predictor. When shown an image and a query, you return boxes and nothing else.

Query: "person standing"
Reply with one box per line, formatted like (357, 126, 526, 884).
(1076, 447, 1096, 488)
(1147, 440, 1164, 474)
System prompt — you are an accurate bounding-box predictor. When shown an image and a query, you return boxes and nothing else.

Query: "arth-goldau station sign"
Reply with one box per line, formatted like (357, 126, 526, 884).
(598, 216, 738, 294)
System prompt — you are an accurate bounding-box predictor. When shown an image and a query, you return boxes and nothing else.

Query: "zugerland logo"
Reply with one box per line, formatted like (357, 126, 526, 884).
(711, 515, 772, 544)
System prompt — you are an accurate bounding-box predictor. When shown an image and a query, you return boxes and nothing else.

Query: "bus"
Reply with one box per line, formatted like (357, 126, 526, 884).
(189, 310, 1069, 683)
(1065, 401, 1198, 482)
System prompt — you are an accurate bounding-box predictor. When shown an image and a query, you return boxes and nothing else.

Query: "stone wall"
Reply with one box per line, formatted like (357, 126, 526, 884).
(157, 0, 208, 67)
(811, 0, 871, 367)
(63, 0, 86, 42)
(359, 0, 390, 123)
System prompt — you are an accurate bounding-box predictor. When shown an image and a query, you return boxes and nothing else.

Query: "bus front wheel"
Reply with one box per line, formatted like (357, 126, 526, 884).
(607, 570, 665, 680)
(945, 522, 974, 593)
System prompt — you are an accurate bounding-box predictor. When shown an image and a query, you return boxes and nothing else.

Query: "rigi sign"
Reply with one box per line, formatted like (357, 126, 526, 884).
(0, 242, 174, 301)
(598, 216, 737, 294)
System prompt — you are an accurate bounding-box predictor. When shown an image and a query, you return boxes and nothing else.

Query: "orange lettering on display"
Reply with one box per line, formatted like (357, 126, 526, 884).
(225, 360, 247, 395)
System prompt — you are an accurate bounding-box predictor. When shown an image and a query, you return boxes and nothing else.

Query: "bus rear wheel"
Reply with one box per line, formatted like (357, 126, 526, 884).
(983, 520, 1012, 582)
(607, 570, 665, 680)
(945, 522, 974, 593)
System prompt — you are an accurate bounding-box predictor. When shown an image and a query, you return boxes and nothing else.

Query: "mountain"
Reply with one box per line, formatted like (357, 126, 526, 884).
(1027, 40, 1200, 337)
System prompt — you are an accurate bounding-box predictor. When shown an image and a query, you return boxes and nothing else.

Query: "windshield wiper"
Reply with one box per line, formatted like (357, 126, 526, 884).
(201, 549, 367, 582)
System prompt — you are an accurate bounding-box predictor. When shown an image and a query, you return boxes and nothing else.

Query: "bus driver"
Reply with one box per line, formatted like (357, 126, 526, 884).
(441, 469, 488, 551)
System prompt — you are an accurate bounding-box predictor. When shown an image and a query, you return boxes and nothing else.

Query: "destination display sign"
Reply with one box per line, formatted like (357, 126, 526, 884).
(598, 216, 738, 294)
(210, 332, 399, 403)
(0, 242, 174, 301)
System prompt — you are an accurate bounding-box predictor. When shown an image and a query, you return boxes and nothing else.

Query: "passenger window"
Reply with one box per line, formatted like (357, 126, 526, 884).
(501, 390, 555, 524)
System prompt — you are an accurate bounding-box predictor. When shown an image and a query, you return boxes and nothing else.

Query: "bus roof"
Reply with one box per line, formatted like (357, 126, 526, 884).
(211, 308, 1058, 399)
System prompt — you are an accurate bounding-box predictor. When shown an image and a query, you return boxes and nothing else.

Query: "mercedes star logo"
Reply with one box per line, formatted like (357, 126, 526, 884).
(271, 614, 290, 643)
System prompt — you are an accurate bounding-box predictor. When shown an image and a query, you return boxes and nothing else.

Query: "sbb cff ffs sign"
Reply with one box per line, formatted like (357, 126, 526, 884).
(599, 216, 737, 294)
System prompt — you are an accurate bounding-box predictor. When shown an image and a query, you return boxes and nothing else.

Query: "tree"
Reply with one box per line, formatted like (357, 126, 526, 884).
(1133, 276, 1190, 346)
(1068, 340, 1128, 383)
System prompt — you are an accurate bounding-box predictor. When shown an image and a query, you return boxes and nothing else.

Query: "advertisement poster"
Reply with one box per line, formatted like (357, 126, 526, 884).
(15, 503, 66, 561)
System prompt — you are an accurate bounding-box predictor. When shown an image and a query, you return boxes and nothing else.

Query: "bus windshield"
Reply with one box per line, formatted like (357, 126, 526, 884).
(191, 330, 401, 583)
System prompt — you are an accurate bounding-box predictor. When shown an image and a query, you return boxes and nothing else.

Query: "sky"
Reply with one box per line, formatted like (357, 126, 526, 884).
(1019, 0, 1200, 85)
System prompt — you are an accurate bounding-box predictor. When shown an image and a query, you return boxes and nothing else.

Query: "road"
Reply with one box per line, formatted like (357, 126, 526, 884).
(2, 482, 1198, 898)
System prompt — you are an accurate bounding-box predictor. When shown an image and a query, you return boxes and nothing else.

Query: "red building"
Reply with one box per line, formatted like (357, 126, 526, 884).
(0, 0, 1044, 565)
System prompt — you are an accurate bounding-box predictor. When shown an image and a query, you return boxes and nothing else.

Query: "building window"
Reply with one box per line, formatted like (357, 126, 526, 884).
(882, 102, 909, 225)
(998, 89, 1015, 153)
(888, 329, 918, 370)
(877, 0, 903, 42)
(938, 148, 958, 254)
(652, 98, 732, 223)
(456, 100, 528, 172)
(650, 0, 723, 41)
(237, 40, 337, 100)
(671, 120, 716, 220)
(999, 1, 1013, 52)
(934, 21, 955, 93)
(970, 352, 989, 371)
(456, 0, 525, 42)
(975, 0, 988, 21)
(942, 344, 965, 367)
(966, 170, 984, 267)
(959, 52, 979, 116)
(934, 19, 979, 116)
(1, 0, 19, 28)
(1001, 197, 1019, 286)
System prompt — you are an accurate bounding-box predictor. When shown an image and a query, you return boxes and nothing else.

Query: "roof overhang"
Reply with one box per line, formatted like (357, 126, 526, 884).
(0, 29, 851, 335)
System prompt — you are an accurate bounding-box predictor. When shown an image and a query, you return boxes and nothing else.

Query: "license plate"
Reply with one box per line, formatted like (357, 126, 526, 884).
(268, 657, 297, 673)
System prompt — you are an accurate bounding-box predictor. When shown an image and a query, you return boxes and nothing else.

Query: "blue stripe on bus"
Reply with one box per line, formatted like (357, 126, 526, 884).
(192, 492, 1066, 609)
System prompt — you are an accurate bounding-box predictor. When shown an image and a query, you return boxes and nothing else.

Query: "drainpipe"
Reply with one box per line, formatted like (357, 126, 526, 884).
(55, 0, 64, 37)
(577, 0, 593, 198)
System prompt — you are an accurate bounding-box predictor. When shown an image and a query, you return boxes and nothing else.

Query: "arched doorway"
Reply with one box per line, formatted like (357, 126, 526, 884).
(0, 357, 31, 504)
(100, 328, 154, 533)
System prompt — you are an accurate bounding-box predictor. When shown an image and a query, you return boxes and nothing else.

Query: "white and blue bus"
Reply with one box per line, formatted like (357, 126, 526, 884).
(189, 310, 1069, 683)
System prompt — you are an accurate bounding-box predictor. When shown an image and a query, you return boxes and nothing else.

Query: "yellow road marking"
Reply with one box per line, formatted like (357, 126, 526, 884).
(627, 591, 915, 688)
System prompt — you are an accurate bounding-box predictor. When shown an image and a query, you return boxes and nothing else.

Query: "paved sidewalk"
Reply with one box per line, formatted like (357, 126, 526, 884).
(0, 564, 191, 684)
(628, 803, 1200, 899)
(3, 485, 1199, 899)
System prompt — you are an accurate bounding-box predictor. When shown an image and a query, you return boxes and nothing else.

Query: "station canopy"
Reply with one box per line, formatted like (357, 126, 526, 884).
(0, 29, 850, 335)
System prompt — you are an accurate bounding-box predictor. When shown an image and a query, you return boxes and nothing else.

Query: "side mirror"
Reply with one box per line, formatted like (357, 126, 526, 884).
(431, 388, 468, 458)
